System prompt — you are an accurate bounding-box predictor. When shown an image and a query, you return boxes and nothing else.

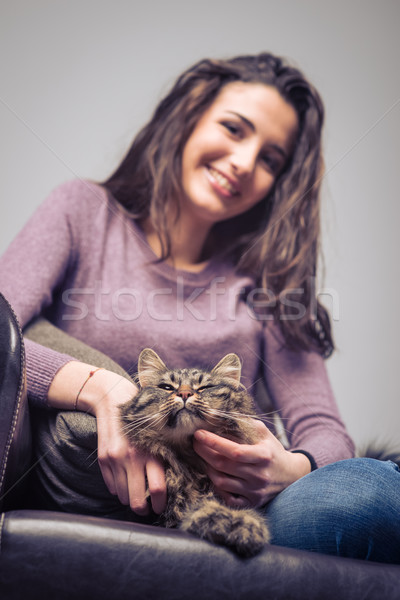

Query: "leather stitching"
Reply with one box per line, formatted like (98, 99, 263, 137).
(0, 295, 26, 500)
(0, 511, 5, 553)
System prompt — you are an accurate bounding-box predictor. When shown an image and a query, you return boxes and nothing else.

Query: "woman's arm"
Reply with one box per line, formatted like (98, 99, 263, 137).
(47, 359, 167, 515)
(194, 323, 355, 508)
(0, 183, 167, 514)
(25, 317, 167, 515)
(0, 181, 91, 406)
(262, 324, 355, 468)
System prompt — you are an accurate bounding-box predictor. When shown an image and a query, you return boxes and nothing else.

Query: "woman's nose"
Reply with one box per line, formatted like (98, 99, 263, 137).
(230, 145, 257, 177)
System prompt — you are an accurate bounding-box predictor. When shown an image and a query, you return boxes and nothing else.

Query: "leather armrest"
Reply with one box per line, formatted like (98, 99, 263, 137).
(0, 294, 31, 510)
(0, 510, 399, 600)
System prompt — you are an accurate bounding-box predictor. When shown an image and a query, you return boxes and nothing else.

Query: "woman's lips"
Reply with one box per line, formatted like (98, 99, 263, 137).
(206, 166, 240, 197)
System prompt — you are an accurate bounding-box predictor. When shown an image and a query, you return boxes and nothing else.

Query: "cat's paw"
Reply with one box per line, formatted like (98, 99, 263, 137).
(226, 510, 271, 557)
(180, 499, 270, 557)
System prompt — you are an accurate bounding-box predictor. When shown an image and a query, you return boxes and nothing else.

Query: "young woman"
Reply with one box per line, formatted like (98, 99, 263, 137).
(0, 53, 399, 562)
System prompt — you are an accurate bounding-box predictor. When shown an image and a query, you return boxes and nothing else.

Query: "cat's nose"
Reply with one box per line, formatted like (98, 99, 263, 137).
(177, 386, 192, 401)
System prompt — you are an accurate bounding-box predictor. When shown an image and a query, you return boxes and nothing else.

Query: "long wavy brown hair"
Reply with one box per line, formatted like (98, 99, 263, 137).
(102, 53, 333, 357)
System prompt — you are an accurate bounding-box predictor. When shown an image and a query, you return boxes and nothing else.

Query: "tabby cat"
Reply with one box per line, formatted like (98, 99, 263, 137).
(120, 348, 271, 557)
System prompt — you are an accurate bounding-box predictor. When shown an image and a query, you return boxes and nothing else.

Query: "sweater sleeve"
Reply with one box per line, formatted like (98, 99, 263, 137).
(262, 323, 355, 468)
(0, 181, 90, 406)
(24, 339, 74, 407)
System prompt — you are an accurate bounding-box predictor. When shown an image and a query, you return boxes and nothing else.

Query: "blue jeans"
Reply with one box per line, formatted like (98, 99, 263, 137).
(263, 458, 400, 563)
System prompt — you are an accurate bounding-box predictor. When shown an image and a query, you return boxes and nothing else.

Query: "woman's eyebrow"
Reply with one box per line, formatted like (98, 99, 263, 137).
(225, 111, 287, 159)
(226, 110, 256, 131)
(227, 110, 256, 131)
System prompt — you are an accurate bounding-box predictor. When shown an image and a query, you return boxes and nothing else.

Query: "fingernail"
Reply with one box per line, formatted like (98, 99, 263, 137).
(194, 430, 206, 441)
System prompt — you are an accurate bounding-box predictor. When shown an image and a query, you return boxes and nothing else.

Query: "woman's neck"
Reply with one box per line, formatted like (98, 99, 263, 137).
(141, 214, 212, 273)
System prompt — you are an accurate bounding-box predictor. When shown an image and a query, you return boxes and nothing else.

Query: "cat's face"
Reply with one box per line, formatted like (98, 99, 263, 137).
(121, 349, 254, 446)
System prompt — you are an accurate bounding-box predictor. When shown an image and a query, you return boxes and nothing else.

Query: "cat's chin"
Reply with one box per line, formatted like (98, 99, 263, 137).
(163, 411, 204, 444)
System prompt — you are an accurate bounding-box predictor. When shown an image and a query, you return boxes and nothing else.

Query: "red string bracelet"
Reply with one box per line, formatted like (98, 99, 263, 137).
(74, 368, 104, 411)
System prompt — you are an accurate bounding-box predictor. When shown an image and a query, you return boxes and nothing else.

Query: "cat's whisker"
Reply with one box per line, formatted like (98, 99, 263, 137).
(206, 407, 295, 436)
(87, 455, 100, 469)
(85, 413, 169, 468)
(208, 409, 282, 433)
(204, 407, 255, 423)
(159, 397, 185, 413)
(200, 416, 223, 429)
(251, 410, 282, 419)
(121, 411, 168, 435)
(96, 412, 164, 424)
(122, 413, 166, 434)
(200, 412, 252, 430)
(120, 412, 162, 430)
(85, 447, 100, 464)
(206, 406, 279, 422)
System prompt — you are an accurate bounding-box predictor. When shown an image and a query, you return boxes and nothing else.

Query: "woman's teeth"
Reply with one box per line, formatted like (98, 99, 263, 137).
(208, 167, 238, 195)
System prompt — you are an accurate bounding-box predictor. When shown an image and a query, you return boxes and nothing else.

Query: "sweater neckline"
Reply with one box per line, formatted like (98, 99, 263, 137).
(109, 195, 227, 285)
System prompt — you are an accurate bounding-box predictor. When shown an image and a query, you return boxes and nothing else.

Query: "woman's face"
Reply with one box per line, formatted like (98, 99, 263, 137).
(180, 82, 299, 227)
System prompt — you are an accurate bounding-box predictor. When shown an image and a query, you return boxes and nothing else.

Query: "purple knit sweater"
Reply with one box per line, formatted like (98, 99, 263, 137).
(0, 179, 355, 467)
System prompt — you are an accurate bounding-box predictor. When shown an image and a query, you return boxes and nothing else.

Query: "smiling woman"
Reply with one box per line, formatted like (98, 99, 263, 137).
(104, 54, 328, 353)
(0, 51, 399, 564)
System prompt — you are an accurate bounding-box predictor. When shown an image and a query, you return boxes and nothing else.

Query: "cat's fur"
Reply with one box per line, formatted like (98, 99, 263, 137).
(120, 348, 270, 557)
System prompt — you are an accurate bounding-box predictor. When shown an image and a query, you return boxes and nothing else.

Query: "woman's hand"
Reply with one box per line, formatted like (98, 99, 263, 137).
(48, 361, 167, 515)
(92, 377, 167, 516)
(193, 419, 311, 508)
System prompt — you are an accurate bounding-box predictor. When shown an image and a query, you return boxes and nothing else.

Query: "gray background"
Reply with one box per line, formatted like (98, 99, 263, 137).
(1, 0, 399, 449)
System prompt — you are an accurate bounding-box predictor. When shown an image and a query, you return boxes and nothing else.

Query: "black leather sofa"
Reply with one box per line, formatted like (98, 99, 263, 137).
(0, 292, 399, 600)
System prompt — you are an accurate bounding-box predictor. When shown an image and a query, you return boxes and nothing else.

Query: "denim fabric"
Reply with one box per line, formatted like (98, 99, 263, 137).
(264, 458, 400, 563)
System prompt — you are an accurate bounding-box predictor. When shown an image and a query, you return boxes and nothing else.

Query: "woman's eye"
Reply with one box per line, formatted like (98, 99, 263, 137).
(221, 121, 242, 136)
(158, 383, 175, 391)
(260, 154, 279, 173)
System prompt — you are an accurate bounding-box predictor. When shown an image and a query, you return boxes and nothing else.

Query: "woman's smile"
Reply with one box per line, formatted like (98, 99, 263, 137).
(205, 165, 241, 197)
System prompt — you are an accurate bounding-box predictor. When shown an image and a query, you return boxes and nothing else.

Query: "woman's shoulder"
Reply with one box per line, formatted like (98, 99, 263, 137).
(43, 179, 107, 211)
(36, 179, 115, 236)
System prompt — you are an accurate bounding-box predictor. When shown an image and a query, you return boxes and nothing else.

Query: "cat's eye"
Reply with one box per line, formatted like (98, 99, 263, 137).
(197, 384, 215, 392)
(158, 383, 175, 391)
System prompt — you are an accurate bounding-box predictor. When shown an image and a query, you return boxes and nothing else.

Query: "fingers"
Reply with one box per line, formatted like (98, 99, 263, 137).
(193, 424, 277, 507)
(95, 394, 167, 516)
(124, 456, 167, 515)
(193, 440, 247, 478)
(218, 491, 251, 508)
(126, 458, 149, 515)
(206, 463, 246, 494)
(205, 462, 268, 507)
(122, 454, 166, 515)
(98, 461, 117, 495)
(98, 440, 167, 516)
(98, 440, 146, 513)
(194, 423, 269, 463)
(193, 427, 271, 480)
(146, 457, 167, 515)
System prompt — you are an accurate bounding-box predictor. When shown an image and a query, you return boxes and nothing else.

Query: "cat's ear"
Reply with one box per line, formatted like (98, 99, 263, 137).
(212, 353, 242, 388)
(138, 348, 167, 387)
